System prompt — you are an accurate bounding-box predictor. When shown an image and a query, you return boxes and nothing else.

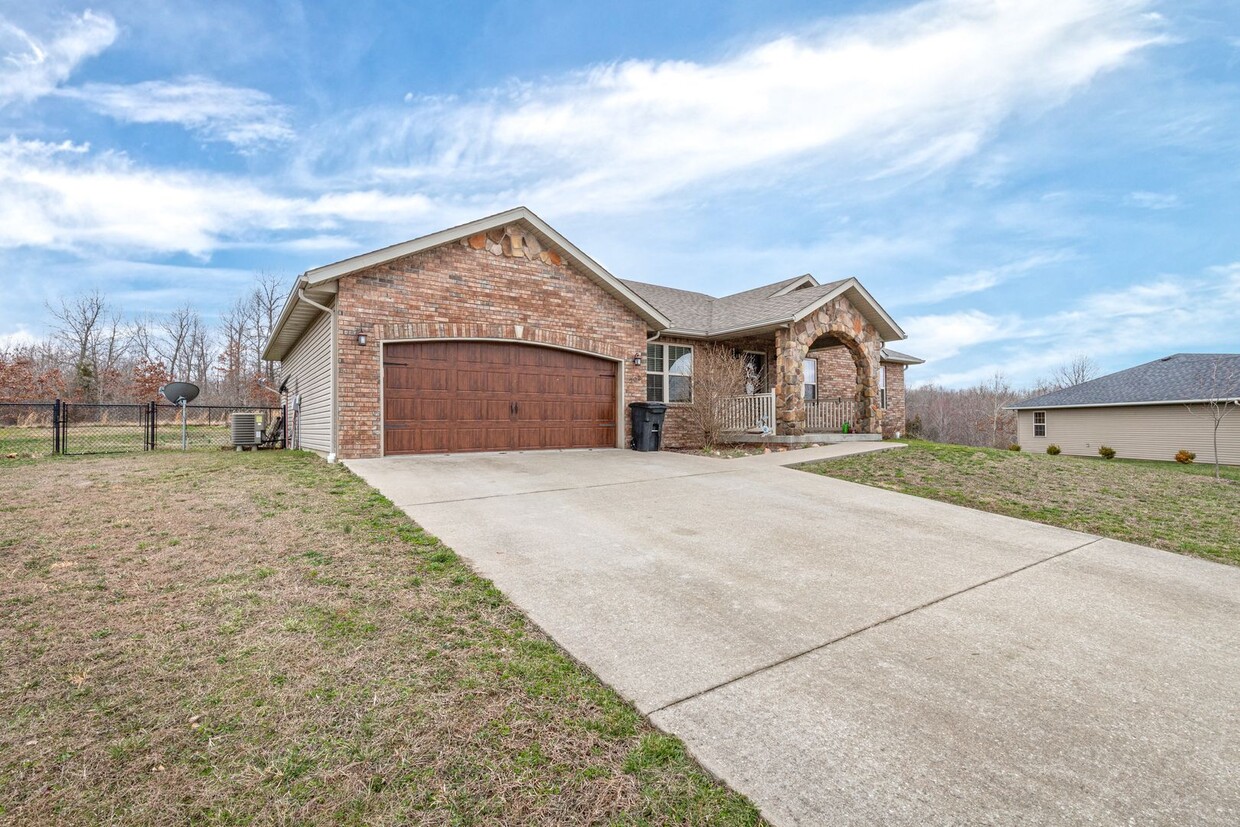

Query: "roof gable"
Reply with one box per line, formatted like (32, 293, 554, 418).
(1011, 353, 1240, 409)
(264, 207, 670, 361)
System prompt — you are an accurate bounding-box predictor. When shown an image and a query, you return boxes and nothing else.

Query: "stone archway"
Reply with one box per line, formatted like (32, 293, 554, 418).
(773, 298, 881, 435)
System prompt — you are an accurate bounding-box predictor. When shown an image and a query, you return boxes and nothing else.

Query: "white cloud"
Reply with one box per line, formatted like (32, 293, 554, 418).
(300, 0, 1164, 213)
(0, 326, 38, 349)
(912, 251, 1073, 304)
(1125, 190, 1180, 209)
(58, 76, 293, 149)
(0, 10, 116, 106)
(903, 309, 1013, 363)
(911, 266, 1240, 388)
(0, 137, 438, 257)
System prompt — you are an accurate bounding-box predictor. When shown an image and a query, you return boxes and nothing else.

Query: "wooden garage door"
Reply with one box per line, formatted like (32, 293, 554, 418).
(383, 341, 617, 455)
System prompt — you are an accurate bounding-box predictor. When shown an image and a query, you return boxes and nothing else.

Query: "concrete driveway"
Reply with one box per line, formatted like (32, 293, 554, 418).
(347, 447, 1240, 826)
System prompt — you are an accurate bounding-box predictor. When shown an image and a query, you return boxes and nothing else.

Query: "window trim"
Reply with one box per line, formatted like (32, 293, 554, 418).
(646, 343, 694, 403)
(1033, 410, 1046, 438)
(802, 357, 818, 401)
(879, 365, 888, 410)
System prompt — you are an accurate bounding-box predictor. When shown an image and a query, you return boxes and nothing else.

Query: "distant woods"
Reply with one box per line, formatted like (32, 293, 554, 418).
(907, 356, 1100, 448)
(0, 274, 286, 405)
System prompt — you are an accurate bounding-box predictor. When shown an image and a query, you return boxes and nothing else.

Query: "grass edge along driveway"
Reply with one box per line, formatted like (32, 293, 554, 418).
(0, 451, 763, 826)
(800, 439, 1239, 566)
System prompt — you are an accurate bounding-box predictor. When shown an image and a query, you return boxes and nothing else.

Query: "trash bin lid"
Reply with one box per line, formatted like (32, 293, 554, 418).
(629, 401, 668, 413)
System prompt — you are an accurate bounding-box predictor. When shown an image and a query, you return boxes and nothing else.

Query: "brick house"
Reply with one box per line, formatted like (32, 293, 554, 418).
(262, 208, 921, 459)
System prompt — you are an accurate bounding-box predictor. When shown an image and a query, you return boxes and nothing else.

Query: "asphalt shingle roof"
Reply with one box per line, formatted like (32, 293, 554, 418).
(880, 347, 925, 365)
(1011, 353, 1240, 409)
(620, 276, 847, 335)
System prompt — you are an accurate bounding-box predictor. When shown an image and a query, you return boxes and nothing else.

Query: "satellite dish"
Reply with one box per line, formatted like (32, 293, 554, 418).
(160, 382, 200, 405)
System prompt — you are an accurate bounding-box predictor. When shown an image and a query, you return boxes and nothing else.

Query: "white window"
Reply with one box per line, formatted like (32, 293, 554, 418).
(879, 365, 888, 409)
(1033, 410, 1046, 437)
(646, 344, 693, 403)
(802, 358, 818, 400)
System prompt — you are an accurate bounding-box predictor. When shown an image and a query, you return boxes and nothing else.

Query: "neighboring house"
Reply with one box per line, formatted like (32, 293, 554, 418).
(1010, 353, 1240, 465)
(262, 207, 921, 459)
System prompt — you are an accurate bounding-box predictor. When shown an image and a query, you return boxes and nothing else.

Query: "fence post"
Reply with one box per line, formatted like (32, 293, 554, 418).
(52, 399, 61, 455)
(281, 403, 288, 449)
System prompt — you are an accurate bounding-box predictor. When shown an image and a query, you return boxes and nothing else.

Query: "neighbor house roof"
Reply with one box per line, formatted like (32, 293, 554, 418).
(621, 275, 907, 341)
(1010, 353, 1240, 410)
(264, 207, 672, 361)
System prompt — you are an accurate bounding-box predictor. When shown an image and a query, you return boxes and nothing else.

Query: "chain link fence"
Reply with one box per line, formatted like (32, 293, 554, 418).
(0, 401, 285, 456)
(0, 402, 58, 457)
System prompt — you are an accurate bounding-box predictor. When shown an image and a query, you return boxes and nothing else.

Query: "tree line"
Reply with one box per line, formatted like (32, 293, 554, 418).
(906, 356, 1099, 448)
(0, 274, 286, 406)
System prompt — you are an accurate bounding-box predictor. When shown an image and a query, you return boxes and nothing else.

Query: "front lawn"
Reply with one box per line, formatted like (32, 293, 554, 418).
(0, 452, 761, 825)
(800, 440, 1239, 566)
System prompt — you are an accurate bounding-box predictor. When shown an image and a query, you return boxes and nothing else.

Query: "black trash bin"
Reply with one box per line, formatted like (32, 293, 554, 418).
(629, 402, 668, 451)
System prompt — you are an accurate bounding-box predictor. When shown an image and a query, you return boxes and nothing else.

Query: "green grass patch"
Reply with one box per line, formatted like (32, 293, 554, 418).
(801, 439, 1239, 565)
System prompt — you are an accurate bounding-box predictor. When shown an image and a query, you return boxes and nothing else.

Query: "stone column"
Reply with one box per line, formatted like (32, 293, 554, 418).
(774, 327, 807, 435)
(854, 342, 881, 434)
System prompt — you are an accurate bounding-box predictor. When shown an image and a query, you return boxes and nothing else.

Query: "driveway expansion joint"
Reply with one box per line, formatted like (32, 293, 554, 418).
(392, 466, 746, 506)
(647, 536, 1105, 716)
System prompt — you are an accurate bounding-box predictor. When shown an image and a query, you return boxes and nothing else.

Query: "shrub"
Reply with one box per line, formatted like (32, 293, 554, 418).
(1175, 449, 1196, 464)
(1098, 445, 1116, 460)
(1008, 444, 1021, 451)
(1046, 444, 1061, 455)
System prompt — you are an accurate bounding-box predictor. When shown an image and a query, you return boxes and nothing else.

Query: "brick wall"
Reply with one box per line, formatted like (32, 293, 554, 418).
(806, 345, 856, 401)
(881, 362, 908, 438)
(651, 336, 701, 449)
(653, 335, 782, 449)
(332, 231, 648, 458)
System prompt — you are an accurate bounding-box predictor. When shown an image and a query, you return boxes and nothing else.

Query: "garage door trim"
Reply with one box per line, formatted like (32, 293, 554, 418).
(379, 337, 626, 455)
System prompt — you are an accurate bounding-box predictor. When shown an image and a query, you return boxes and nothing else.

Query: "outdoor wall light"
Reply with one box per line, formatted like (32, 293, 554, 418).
(632, 352, 643, 366)
(356, 332, 368, 346)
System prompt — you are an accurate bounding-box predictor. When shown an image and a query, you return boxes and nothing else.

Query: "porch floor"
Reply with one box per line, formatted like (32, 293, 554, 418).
(728, 433, 882, 444)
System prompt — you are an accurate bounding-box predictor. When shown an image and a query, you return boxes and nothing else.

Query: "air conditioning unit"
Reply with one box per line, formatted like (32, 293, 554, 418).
(230, 412, 259, 447)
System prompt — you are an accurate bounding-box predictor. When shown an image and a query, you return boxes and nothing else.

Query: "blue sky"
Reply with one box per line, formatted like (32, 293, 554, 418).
(0, 0, 1237, 387)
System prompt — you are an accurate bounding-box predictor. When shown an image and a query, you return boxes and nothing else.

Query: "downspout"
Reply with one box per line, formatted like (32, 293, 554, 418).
(297, 285, 332, 315)
(297, 283, 338, 463)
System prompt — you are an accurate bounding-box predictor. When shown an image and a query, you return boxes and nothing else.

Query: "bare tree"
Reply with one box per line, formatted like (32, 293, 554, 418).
(46, 289, 129, 401)
(247, 272, 284, 387)
(10, 274, 288, 406)
(682, 344, 749, 449)
(978, 371, 1019, 448)
(1187, 356, 1240, 480)
(1053, 354, 1100, 389)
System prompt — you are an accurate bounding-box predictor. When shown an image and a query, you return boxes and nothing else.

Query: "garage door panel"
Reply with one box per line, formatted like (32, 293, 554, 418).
(383, 341, 617, 455)
(416, 428, 451, 453)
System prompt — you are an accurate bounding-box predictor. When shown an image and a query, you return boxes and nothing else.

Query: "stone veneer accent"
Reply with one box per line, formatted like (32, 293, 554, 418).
(773, 296, 881, 435)
(333, 225, 648, 458)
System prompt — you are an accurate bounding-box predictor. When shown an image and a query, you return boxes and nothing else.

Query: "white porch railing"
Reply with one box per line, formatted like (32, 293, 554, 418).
(806, 398, 857, 432)
(719, 391, 775, 433)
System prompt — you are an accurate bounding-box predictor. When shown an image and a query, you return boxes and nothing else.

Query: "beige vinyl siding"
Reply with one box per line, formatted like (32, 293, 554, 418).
(1017, 405, 1240, 465)
(279, 308, 334, 454)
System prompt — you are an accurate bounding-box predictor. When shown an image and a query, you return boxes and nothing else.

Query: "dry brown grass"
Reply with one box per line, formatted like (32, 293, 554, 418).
(0, 452, 761, 826)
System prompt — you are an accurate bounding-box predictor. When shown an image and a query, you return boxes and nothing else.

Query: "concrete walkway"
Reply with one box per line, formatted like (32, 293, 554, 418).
(347, 448, 1240, 826)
